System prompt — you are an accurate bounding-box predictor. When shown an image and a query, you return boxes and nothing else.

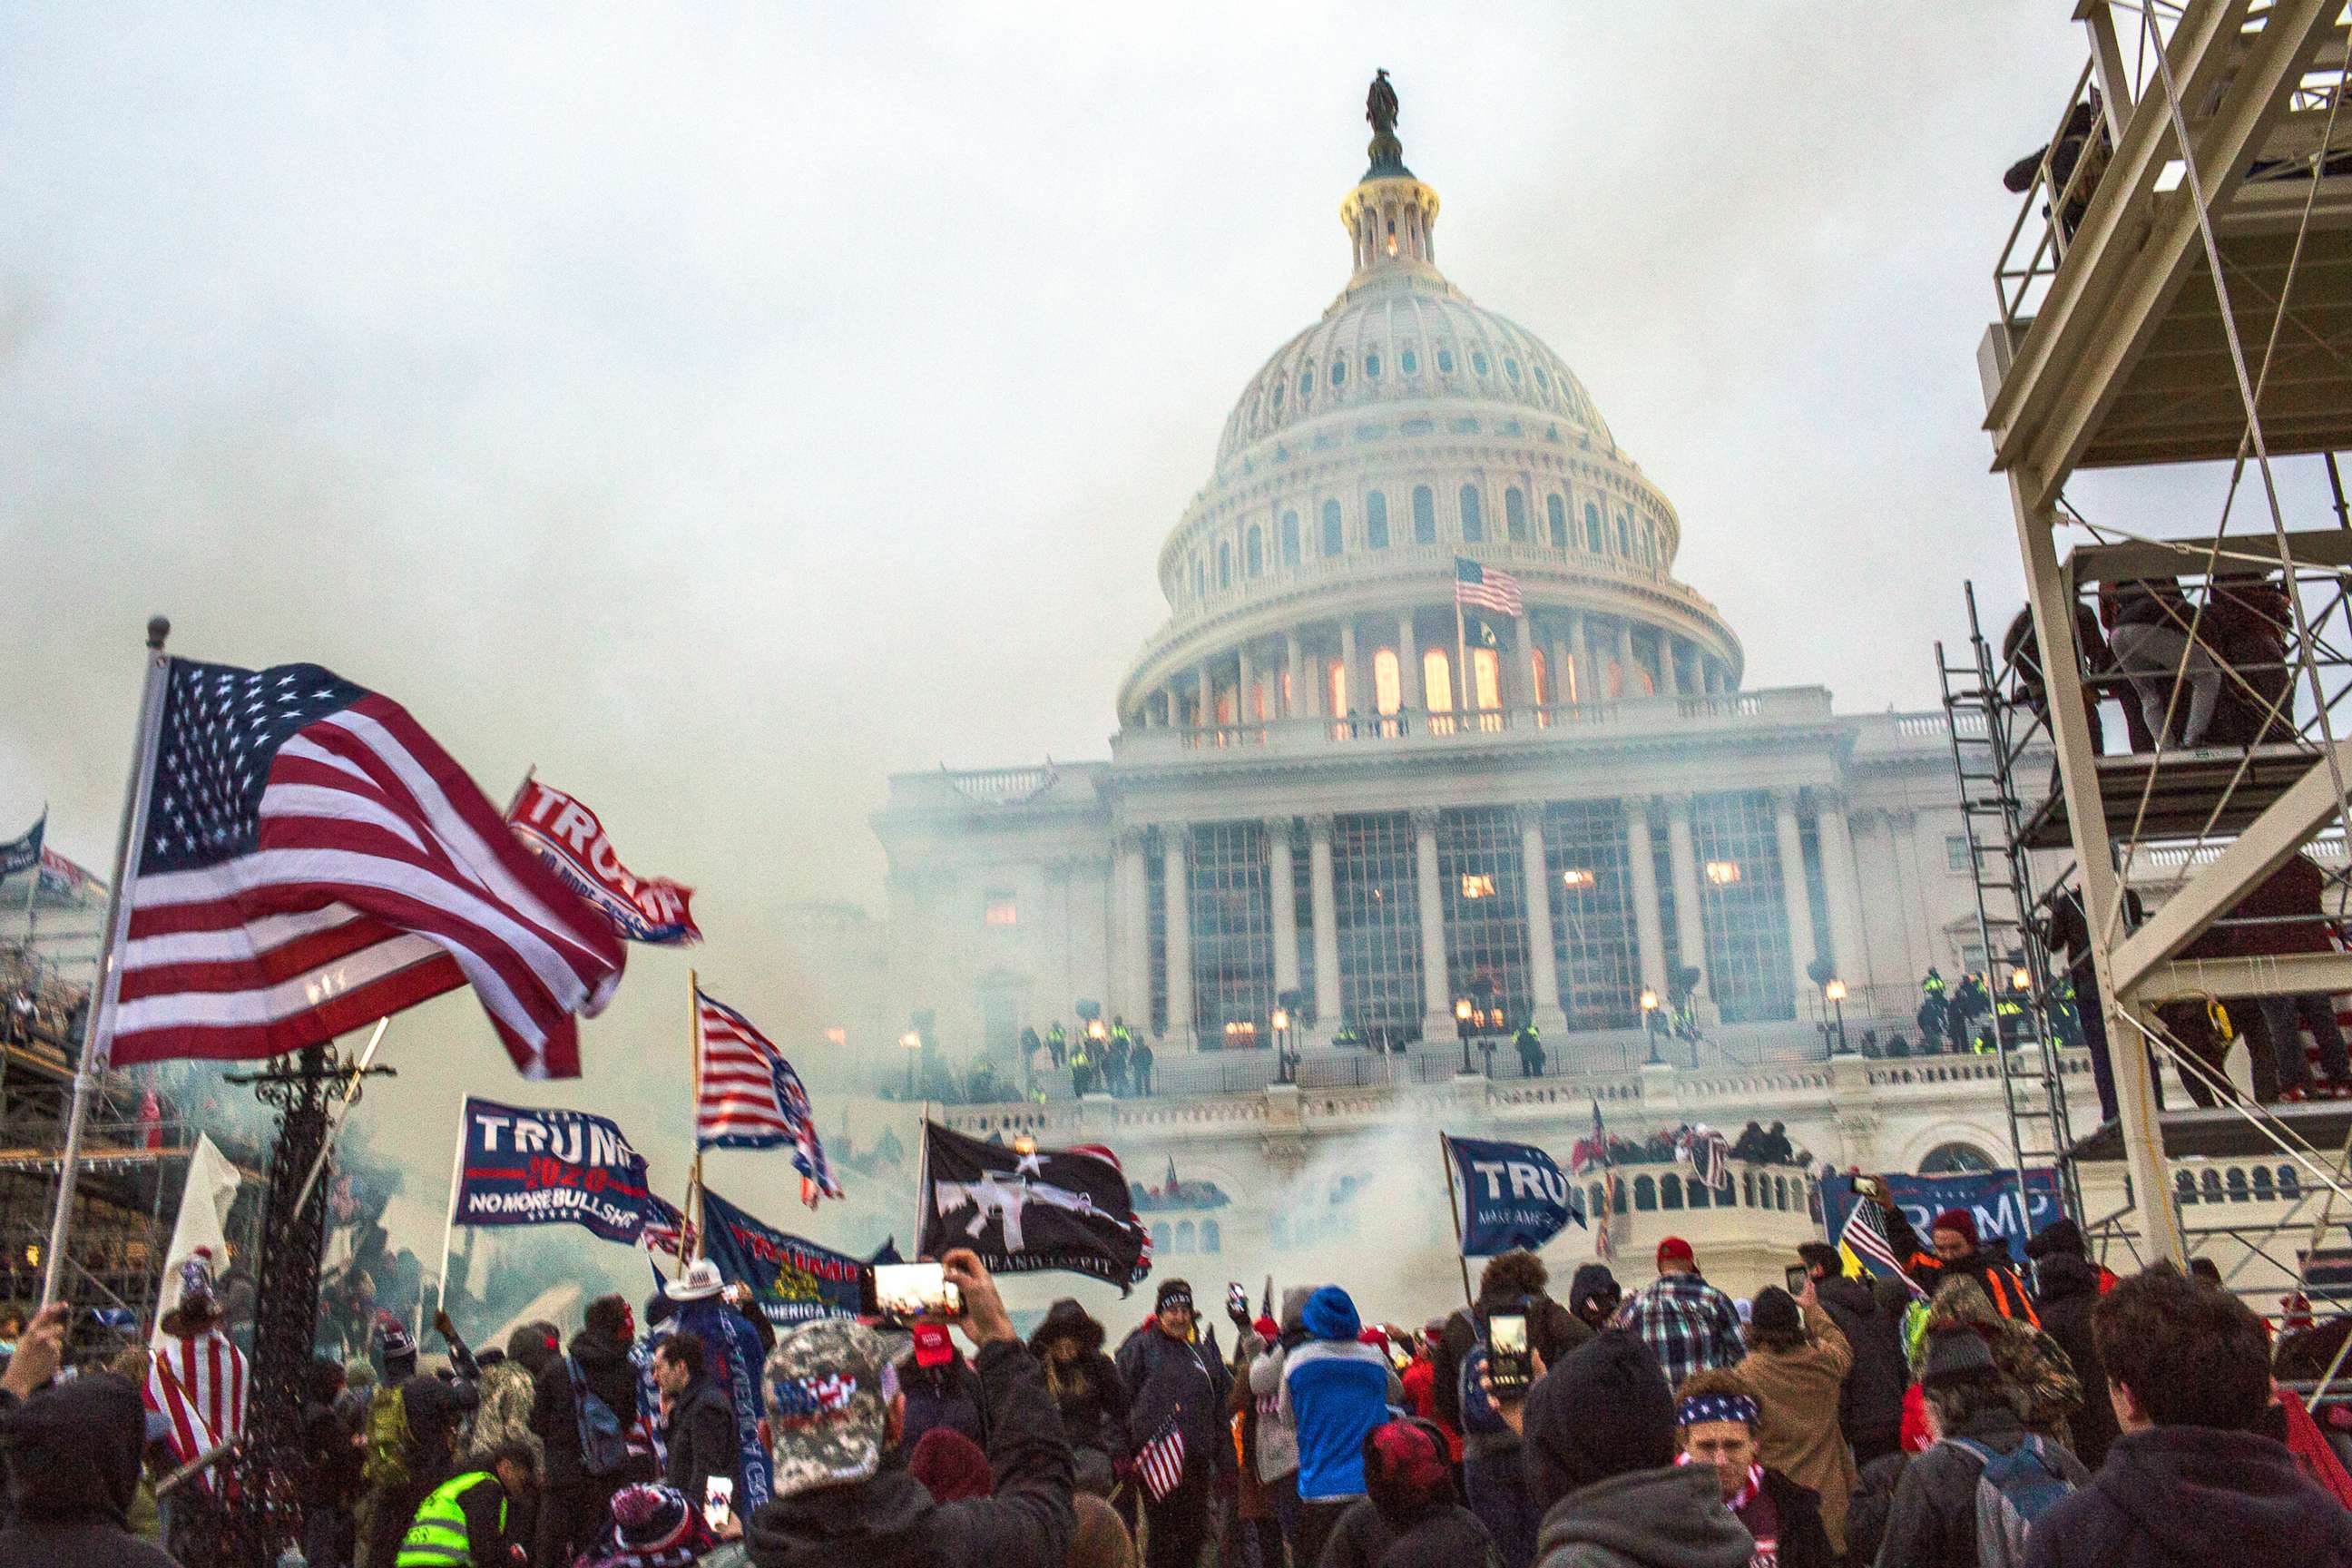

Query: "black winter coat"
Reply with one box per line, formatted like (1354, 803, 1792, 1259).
(2029, 1255, 2118, 1472)
(1813, 1275, 1906, 1455)
(532, 1328, 642, 1492)
(663, 1373, 740, 1504)
(0, 1375, 181, 1568)
(1318, 1497, 1502, 1568)
(1841, 1450, 1908, 1568)
(744, 1338, 1073, 1568)
(1045, 1351, 1131, 1458)
(1116, 1324, 1232, 1471)
(1433, 1289, 1592, 1458)
(2022, 1426, 2352, 1568)
(1873, 1405, 2090, 1568)
(1751, 1470, 1835, 1568)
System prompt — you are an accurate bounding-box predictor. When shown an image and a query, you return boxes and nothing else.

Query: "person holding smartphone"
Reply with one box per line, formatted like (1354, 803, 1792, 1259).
(1732, 1280, 1856, 1556)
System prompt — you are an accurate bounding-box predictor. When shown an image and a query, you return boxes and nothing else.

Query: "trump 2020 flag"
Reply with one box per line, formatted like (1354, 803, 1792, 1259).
(919, 1122, 1152, 1290)
(451, 1097, 666, 1244)
(107, 659, 625, 1079)
(505, 777, 701, 946)
(1446, 1133, 1585, 1257)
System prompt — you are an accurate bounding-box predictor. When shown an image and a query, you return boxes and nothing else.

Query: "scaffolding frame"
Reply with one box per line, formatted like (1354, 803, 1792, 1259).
(1984, 0, 2352, 1269)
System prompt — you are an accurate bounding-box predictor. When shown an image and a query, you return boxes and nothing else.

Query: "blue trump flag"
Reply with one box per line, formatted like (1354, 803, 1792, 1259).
(0, 812, 41, 887)
(451, 1097, 665, 1244)
(1819, 1168, 2063, 1271)
(1446, 1133, 1585, 1257)
(698, 1186, 865, 1328)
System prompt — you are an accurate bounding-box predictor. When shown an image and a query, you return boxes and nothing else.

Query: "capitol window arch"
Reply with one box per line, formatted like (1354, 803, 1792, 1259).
(1436, 345, 1456, 375)
(1504, 357, 1521, 384)
(1584, 502, 1604, 554)
(1321, 500, 1344, 557)
(1504, 487, 1529, 542)
(1365, 351, 1380, 380)
(1330, 360, 1346, 389)
(1918, 1142, 1996, 1174)
(1472, 349, 1491, 377)
(1616, 512, 1632, 556)
(1424, 650, 1454, 719)
(1471, 648, 1502, 710)
(1219, 542, 1232, 588)
(1246, 526, 1264, 577)
(1281, 511, 1301, 566)
(1373, 650, 1402, 716)
(1400, 345, 1418, 375)
(1367, 490, 1389, 549)
(1299, 368, 1314, 401)
(1412, 485, 1436, 544)
(1459, 485, 1485, 544)
(1547, 494, 1568, 548)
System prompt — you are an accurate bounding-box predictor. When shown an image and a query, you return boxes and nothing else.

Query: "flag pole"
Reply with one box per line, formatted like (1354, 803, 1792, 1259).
(433, 1097, 469, 1321)
(1438, 1132, 1474, 1309)
(21, 807, 42, 936)
(42, 618, 172, 1308)
(689, 967, 706, 1259)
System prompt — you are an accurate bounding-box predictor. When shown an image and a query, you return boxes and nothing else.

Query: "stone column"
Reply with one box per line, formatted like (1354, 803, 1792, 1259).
(1116, 828, 1151, 1025)
(1308, 815, 1343, 1033)
(1814, 789, 1870, 992)
(1773, 789, 1821, 1004)
(1397, 612, 1423, 715)
(1338, 621, 1360, 721)
(1624, 799, 1669, 995)
(1583, 618, 1606, 701)
(1616, 621, 1638, 698)
(1237, 644, 1256, 724)
(1550, 631, 1573, 708)
(1517, 804, 1570, 1039)
(1162, 685, 1177, 727)
(1664, 793, 1710, 1016)
(1414, 808, 1455, 1040)
(1565, 611, 1587, 703)
(1194, 662, 1212, 727)
(1268, 818, 1301, 1000)
(1516, 615, 1541, 720)
(1162, 828, 1194, 1047)
(1285, 632, 1306, 720)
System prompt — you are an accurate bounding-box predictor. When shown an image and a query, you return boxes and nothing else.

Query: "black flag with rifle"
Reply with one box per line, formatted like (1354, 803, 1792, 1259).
(917, 1122, 1152, 1290)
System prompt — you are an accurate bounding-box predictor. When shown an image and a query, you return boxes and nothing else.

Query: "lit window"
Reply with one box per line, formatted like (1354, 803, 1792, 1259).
(1532, 647, 1549, 706)
(1459, 873, 1496, 899)
(1412, 485, 1436, 544)
(1546, 494, 1568, 548)
(1459, 485, 1485, 543)
(1704, 860, 1742, 886)
(1367, 490, 1389, 549)
(1560, 868, 1596, 889)
(1424, 649, 1454, 714)
(1328, 660, 1348, 717)
(1246, 526, 1263, 577)
(1321, 500, 1343, 556)
(1504, 487, 1529, 542)
(1280, 510, 1301, 566)
(985, 893, 1018, 926)
(1374, 649, 1401, 715)
(1472, 648, 1502, 709)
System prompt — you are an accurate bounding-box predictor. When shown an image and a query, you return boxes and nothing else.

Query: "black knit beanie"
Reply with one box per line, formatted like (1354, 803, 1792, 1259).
(1520, 1328, 1677, 1512)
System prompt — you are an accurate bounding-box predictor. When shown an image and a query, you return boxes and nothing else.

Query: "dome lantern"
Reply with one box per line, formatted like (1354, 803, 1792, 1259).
(1342, 71, 1441, 289)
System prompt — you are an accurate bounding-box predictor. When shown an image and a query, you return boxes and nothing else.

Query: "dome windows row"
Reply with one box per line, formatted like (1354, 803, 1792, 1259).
(1180, 482, 1668, 605)
(1252, 337, 1563, 430)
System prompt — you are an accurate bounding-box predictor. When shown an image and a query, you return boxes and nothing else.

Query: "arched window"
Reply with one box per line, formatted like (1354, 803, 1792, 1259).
(1920, 1142, 1996, 1174)
(1688, 1173, 1710, 1209)
(1201, 1219, 1220, 1254)
(2252, 1166, 2276, 1200)
(1152, 1221, 1172, 1252)
(1330, 360, 1346, 389)
(1644, 523, 1660, 565)
(1193, 558, 1207, 598)
(2176, 1171, 2200, 1208)
(1280, 510, 1301, 566)
(2200, 1169, 2224, 1203)
(1218, 542, 1231, 588)
(1504, 357, 1521, 384)
(1400, 346, 1418, 375)
(1367, 491, 1389, 549)
(1459, 485, 1485, 543)
(1364, 353, 1381, 380)
(1531, 648, 1549, 708)
(2226, 1167, 2249, 1203)
(1584, 503, 1604, 553)
(1321, 500, 1344, 557)
(1613, 1180, 1628, 1215)
(1504, 487, 1529, 542)
(1412, 485, 1437, 544)
(1546, 494, 1568, 548)
(1633, 1175, 1657, 1211)
(1472, 350, 1491, 377)
(1245, 526, 1263, 577)
(1589, 1183, 1605, 1220)
(1617, 513, 1632, 556)
(1328, 660, 1348, 718)
(1271, 383, 1284, 413)
(1661, 1173, 1684, 1210)
(1298, 368, 1314, 401)
(1436, 346, 1456, 375)
(1423, 650, 1453, 718)
(1774, 1175, 1790, 1210)
(1176, 1220, 1196, 1250)
(1373, 650, 1402, 715)
(2281, 1164, 2302, 1199)
(1471, 648, 1502, 710)
(1742, 1172, 1758, 1207)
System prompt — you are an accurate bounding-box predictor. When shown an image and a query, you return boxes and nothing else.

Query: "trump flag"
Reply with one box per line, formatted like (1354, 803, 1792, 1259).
(1446, 1133, 1585, 1256)
(451, 1097, 668, 1244)
(506, 777, 701, 946)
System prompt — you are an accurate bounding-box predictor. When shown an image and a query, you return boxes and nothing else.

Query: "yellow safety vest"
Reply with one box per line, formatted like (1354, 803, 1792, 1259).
(397, 1471, 504, 1568)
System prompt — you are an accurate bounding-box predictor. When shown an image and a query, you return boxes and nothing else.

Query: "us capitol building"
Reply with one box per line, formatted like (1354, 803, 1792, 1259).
(853, 81, 2203, 1313)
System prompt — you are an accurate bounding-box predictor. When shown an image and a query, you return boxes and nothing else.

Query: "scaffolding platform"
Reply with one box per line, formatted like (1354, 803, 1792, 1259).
(2070, 1101, 2352, 1161)
(2018, 742, 2328, 848)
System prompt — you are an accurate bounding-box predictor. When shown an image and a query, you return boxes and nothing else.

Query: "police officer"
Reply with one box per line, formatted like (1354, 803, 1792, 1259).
(397, 1441, 534, 1567)
(1045, 1021, 1067, 1070)
(1514, 1019, 1544, 1077)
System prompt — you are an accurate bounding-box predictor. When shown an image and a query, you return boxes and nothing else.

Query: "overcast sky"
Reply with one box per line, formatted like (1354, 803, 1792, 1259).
(14, 5, 2324, 1246)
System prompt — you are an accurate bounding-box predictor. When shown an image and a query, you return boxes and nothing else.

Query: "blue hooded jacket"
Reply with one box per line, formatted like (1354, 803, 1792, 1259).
(1280, 1286, 1394, 1501)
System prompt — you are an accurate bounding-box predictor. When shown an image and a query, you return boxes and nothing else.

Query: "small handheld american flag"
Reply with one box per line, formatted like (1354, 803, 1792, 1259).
(1137, 1416, 1185, 1503)
(1838, 1193, 1925, 1296)
(1454, 556, 1524, 617)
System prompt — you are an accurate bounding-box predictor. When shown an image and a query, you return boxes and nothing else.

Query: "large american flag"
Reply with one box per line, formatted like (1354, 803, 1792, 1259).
(108, 660, 625, 1079)
(1455, 557, 1524, 618)
(145, 1328, 247, 1468)
(696, 987, 843, 1206)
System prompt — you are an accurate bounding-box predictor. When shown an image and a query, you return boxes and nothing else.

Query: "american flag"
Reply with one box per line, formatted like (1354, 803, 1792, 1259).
(1838, 1193, 1924, 1296)
(1137, 1416, 1185, 1502)
(145, 1328, 248, 1468)
(696, 987, 843, 1206)
(1455, 557, 1524, 618)
(1580, 1100, 1618, 1262)
(107, 660, 625, 1079)
(639, 1193, 698, 1260)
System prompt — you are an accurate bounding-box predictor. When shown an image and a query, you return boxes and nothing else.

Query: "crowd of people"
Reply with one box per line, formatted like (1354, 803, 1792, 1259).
(4, 1185, 2351, 1568)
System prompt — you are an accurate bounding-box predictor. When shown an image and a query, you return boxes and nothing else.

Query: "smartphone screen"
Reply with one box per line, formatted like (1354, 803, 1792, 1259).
(870, 1261, 962, 1323)
(704, 1475, 734, 1531)
(1487, 1312, 1528, 1356)
(1486, 1310, 1532, 1395)
(1786, 1264, 1812, 1295)
(1227, 1282, 1248, 1314)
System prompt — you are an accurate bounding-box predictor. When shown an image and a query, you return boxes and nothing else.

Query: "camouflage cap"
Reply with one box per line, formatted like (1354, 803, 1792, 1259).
(764, 1318, 900, 1496)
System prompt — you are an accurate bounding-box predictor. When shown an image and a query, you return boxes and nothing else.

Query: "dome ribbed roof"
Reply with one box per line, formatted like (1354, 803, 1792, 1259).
(1212, 278, 1614, 473)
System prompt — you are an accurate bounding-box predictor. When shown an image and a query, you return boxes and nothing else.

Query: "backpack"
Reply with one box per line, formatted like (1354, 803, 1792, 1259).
(361, 1386, 412, 1490)
(1947, 1435, 2076, 1568)
(566, 1355, 633, 1479)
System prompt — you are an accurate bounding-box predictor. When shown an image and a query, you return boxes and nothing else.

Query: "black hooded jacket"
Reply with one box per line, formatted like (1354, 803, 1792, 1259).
(532, 1327, 642, 1491)
(744, 1338, 1072, 1568)
(1812, 1274, 1906, 1454)
(2028, 1252, 2118, 1471)
(2022, 1425, 2352, 1568)
(1027, 1300, 1128, 1457)
(0, 1373, 180, 1567)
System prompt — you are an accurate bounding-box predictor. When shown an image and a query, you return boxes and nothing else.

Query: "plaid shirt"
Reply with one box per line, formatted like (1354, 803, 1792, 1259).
(1612, 1271, 1745, 1395)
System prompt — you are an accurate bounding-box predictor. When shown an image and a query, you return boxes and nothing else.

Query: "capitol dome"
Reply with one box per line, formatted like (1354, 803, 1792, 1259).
(1117, 83, 1741, 735)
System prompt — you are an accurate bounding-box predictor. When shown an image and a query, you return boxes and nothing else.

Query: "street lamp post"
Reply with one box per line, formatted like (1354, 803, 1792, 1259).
(1823, 978, 1848, 1056)
(898, 1029, 922, 1099)
(1640, 989, 1661, 1066)
(1272, 1007, 1292, 1084)
(1455, 996, 1474, 1074)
